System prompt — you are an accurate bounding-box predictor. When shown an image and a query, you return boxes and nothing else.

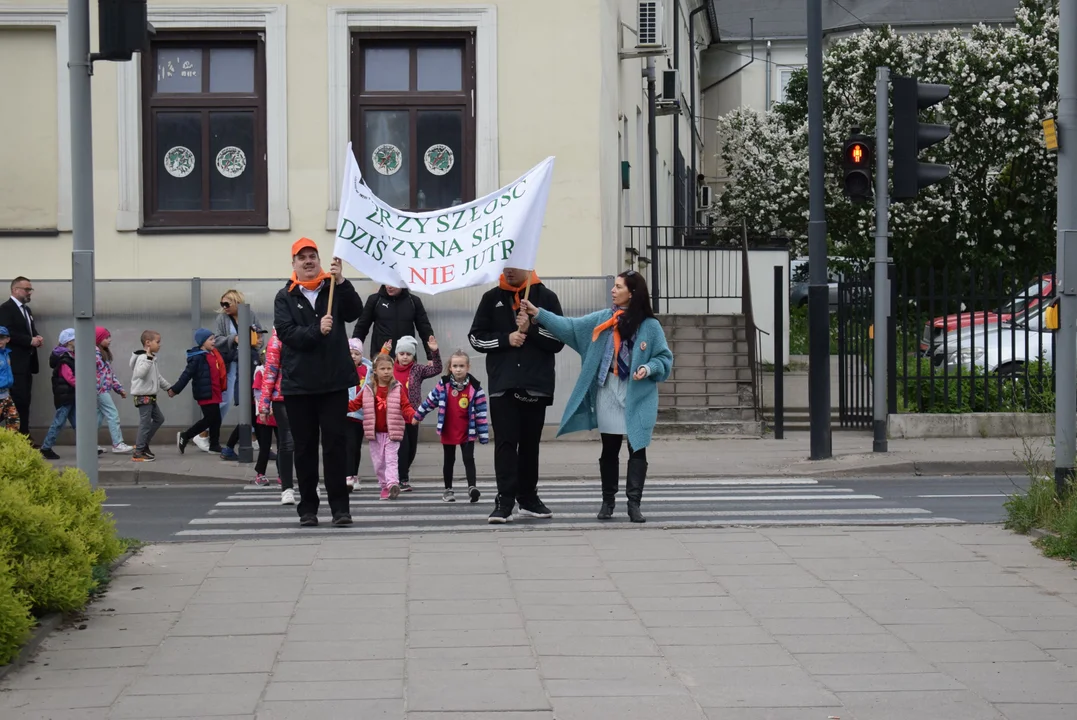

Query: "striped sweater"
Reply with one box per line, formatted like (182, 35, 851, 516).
(415, 374, 490, 445)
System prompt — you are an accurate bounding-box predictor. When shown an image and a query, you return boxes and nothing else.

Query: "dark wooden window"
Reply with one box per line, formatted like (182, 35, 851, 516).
(141, 31, 267, 229)
(351, 32, 476, 211)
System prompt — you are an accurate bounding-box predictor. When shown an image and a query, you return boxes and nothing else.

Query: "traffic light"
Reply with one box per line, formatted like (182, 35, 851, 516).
(842, 129, 873, 203)
(97, 0, 154, 62)
(892, 75, 951, 201)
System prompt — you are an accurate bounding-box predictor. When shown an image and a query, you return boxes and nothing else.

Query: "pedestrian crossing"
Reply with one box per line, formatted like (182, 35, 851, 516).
(173, 478, 964, 538)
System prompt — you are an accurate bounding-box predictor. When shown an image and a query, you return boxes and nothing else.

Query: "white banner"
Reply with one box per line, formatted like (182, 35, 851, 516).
(332, 143, 555, 294)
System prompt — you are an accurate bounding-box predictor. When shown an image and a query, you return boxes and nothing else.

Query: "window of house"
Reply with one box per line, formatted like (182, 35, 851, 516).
(351, 33, 476, 211)
(778, 68, 796, 104)
(141, 31, 267, 229)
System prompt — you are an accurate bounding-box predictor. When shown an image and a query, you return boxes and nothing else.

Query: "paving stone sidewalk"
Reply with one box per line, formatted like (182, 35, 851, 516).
(61, 433, 1046, 485)
(3, 525, 1077, 719)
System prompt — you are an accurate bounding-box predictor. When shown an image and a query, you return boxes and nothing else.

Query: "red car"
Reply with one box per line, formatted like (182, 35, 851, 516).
(920, 273, 1054, 355)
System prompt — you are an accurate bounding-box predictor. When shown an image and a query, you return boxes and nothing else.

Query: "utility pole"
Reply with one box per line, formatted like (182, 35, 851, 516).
(1055, 0, 1077, 498)
(647, 56, 660, 308)
(873, 67, 890, 453)
(806, 0, 832, 459)
(69, 0, 97, 487)
(236, 303, 254, 463)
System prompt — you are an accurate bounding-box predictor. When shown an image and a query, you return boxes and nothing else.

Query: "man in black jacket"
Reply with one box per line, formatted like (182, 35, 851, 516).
(0, 277, 44, 438)
(352, 285, 436, 358)
(274, 238, 363, 527)
(469, 269, 564, 524)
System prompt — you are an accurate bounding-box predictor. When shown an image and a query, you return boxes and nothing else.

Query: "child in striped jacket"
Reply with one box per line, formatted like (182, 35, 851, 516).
(414, 350, 489, 503)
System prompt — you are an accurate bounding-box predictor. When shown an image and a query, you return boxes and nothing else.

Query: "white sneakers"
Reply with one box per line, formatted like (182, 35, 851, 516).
(192, 434, 210, 452)
(346, 476, 361, 492)
(112, 442, 133, 454)
(280, 488, 296, 505)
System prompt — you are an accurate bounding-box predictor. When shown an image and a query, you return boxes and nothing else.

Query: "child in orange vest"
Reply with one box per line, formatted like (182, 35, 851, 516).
(360, 354, 415, 500)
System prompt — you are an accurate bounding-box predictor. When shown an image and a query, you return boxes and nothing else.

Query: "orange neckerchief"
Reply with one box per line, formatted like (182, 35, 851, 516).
(592, 309, 625, 376)
(499, 272, 541, 310)
(289, 270, 333, 292)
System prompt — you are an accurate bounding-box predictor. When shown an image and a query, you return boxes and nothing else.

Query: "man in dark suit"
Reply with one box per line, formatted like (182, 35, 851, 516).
(0, 277, 44, 438)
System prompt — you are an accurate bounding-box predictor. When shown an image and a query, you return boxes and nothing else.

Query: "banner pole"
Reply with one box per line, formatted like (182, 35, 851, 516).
(523, 271, 534, 302)
(327, 258, 337, 312)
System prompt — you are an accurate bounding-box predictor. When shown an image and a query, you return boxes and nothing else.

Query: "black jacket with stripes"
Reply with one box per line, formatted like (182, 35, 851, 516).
(468, 282, 564, 399)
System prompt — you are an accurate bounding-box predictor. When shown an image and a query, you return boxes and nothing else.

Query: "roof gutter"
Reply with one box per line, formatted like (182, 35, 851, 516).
(701, 17, 754, 94)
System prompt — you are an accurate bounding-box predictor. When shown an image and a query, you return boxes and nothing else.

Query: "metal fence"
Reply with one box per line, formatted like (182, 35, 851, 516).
(21, 276, 612, 433)
(835, 265, 1058, 420)
(894, 266, 1056, 414)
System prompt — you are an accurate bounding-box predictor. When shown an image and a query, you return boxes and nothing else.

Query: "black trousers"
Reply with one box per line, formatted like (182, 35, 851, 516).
(272, 401, 295, 491)
(345, 420, 364, 477)
(489, 393, 547, 504)
(600, 433, 647, 464)
(398, 423, 419, 481)
(284, 391, 350, 518)
(443, 442, 477, 489)
(254, 423, 278, 476)
(183, 404, 221, 450)
(11, 373, 31, 436)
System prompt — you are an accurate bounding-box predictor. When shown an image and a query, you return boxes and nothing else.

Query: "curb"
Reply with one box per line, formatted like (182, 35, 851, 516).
(96, 461, 1031, 487)
(0, 547, 137, 682)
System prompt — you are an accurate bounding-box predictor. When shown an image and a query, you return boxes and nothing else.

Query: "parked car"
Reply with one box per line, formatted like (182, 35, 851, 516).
(940, 301, 1055, 375)
(920, 273, 1054, 355)
(789, 258, 848, 310)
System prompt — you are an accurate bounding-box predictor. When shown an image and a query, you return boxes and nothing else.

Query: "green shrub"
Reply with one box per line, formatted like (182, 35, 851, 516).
(0, 559, 33, 666)
(898, 358, 1055, 414)
(1005, 474, 1077, 562)
(0, 431, 123, 664)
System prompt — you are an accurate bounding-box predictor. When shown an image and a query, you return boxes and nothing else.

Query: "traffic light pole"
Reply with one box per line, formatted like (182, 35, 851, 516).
(873, 67, 890, 453)
(806, 0, 832, 459)
(1055, 0, 1077, 498)
(69, 0, 98, 487)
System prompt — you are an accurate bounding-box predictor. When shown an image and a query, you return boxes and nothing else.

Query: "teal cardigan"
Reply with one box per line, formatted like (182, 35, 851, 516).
(535, 308, 673, 450)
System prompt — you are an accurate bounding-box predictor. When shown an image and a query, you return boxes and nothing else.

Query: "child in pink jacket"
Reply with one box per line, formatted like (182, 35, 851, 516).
(360, 354, 415, 500)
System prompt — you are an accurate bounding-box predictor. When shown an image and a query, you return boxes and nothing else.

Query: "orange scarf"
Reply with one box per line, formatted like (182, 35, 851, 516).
(289, 270, 333, 292)
(592, 310, 625, 375)
(499, 272, 541, 310)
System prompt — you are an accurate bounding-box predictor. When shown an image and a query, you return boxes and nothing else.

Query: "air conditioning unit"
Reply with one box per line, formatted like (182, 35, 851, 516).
(637, 0, 663, 48)
(698, 185, 713, 209)
(661, 69, 680, 102)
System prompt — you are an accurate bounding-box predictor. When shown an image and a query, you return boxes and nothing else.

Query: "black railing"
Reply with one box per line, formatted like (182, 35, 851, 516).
(838, 266, 1057, 418)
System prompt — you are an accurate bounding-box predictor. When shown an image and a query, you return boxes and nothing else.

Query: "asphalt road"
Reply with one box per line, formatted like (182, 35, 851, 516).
(101, 474, 1030, 543)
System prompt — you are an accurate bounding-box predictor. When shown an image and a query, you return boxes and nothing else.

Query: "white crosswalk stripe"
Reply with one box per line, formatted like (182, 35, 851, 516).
(173, 478, 962, 538)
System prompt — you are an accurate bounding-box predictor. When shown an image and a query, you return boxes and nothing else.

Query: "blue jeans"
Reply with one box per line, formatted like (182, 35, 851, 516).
(42, 404, 76, 450)
(96, 393, 124, 446)
(219, 361, 238, 420)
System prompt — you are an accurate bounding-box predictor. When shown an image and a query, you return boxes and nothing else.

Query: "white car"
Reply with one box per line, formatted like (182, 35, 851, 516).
(941, 305, 1055, 375)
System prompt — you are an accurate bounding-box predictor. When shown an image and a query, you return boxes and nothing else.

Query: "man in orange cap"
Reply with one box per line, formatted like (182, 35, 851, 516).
(273, 238, 363, 527)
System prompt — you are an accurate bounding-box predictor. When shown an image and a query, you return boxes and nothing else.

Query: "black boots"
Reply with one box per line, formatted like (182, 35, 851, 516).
(597, 456, 619, 520)
(626, 456, 647, 523)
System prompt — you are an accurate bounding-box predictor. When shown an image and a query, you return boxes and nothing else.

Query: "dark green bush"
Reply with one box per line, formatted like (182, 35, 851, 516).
(0, 431, 122, 665)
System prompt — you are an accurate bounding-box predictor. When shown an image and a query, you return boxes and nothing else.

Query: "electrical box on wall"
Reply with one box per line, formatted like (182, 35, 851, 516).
(621, 161, 631, 190)
(661, 69, 680, 102)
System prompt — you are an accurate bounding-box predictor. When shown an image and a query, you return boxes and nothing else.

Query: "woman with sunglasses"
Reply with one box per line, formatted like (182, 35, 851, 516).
(519, 270, 672, 523)
(213, 289, 265, 459)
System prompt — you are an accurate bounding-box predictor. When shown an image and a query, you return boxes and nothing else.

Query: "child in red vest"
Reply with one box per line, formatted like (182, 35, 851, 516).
(414, 350, 489, 503)
(360, 354, 415, 500)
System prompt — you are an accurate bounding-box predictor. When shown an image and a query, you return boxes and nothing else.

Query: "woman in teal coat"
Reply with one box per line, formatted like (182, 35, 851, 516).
(520, 270, 672, 522)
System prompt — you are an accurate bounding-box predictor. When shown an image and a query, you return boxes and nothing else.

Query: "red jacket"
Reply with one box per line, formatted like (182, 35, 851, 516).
(203, 348, 228, 406)
(258, 330, 286, 416)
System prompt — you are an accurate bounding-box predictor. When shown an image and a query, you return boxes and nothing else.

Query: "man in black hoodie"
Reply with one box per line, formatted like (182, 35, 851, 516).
(352, 285, 436, 358)
(469, 269, 564, 524)
(274, 238, 363, 528)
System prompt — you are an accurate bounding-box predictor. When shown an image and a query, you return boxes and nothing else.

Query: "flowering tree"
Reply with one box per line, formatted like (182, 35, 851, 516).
(716, 0, 1059, 275)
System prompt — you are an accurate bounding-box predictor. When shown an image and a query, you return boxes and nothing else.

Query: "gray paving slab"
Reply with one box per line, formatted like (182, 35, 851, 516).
(4, 526, 1077, 719)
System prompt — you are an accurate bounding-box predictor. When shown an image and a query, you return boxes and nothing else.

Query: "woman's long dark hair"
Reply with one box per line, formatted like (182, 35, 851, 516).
(616, 270, 655, 340)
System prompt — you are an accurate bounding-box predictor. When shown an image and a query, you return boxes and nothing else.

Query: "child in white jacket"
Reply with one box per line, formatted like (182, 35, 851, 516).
(129, 330, 172, 462)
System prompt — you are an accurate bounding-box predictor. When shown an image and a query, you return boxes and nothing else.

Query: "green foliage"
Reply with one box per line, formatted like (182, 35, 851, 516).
(898, 358, 1055, 413)
(716, 0, 1059, 274)
(0, 559, 33, 666)
(0, 431, 122, 665)
(1005, 475, 1077, 561)
(788, 305, 839, 355)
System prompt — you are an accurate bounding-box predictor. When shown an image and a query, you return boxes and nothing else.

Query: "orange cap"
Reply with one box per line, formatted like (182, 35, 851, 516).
(291, 237, 319, 257)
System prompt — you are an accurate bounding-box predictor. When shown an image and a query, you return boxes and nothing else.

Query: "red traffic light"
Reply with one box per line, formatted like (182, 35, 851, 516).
(847, 142, 868, 165)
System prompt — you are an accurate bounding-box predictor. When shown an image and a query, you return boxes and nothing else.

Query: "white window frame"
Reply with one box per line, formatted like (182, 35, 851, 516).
(325, 5, 498, 229)
(778, 67, 798, 104)
(116, 4, 289, 231)
(0, 8, 71, 231)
